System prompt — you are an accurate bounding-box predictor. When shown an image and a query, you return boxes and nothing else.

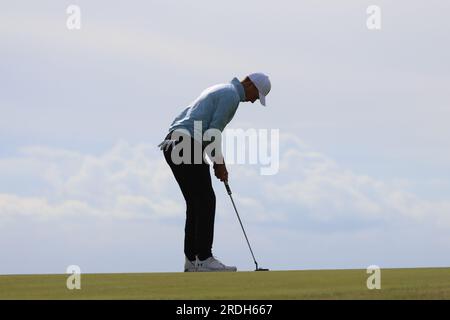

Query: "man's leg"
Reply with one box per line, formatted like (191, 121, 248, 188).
(179, 137, 216, 260)
(193, 162, 216, 261)
(163, 146, 197, 261)
(193, 166, 237, 272)
(163, 135, 236, 272)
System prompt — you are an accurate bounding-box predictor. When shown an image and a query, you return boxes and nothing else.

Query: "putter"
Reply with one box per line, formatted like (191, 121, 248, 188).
(224, 181, 269, 271)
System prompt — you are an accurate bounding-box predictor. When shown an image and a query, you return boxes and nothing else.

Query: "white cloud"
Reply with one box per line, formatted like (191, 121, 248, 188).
(227, 132, 450, 227)
(1, 134, 449, 229)
(0, 194, 100, 219)
(0, 140, 183, 222)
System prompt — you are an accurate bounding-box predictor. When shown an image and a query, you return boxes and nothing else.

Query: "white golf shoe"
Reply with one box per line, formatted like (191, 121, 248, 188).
(196, 256, 237, 272)
(184, 257, 197, 272)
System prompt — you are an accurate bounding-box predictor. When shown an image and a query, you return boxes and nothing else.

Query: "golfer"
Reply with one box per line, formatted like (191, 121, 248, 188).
(159, 73, 271, 272)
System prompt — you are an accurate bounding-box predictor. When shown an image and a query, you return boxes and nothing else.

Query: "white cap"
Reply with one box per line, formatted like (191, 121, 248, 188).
(248, 73, 271, 106)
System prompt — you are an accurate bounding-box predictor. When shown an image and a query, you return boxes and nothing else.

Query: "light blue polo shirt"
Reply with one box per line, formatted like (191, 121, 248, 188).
(168, 77, 246, 142)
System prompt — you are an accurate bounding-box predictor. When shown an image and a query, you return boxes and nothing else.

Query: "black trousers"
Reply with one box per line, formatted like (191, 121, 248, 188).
(163, 134, 215, 261)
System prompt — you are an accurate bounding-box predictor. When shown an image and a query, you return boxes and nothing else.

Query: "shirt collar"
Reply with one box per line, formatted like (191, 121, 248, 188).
(231, 77, 246, 102)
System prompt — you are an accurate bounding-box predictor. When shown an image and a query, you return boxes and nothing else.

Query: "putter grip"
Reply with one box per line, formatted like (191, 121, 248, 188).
(224, 182, 232, 195)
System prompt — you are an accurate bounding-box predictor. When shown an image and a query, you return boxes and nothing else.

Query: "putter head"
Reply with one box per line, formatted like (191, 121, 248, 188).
(255, 268, 269, 271)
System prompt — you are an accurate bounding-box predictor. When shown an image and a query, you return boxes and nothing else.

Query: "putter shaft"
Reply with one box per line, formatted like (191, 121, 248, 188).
(224, 181, 260, 271)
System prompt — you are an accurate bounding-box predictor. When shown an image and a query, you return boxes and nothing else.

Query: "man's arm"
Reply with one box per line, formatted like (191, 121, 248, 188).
(204, 94, 238, 181)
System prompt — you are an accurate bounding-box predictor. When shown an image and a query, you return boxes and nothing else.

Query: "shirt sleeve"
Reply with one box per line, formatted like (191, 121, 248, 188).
(203, 93, 238, 164)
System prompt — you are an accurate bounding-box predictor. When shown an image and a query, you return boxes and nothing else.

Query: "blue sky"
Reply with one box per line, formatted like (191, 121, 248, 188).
(1, 0, 450, 274)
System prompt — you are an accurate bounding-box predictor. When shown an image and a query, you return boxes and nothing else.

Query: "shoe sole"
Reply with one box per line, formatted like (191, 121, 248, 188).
(196, 268, 237, 272)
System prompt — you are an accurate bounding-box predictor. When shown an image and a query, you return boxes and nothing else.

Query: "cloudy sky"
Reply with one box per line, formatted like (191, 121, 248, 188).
(1, 0, 450, 274)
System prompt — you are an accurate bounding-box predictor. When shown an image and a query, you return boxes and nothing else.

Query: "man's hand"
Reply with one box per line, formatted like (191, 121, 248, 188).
(213, 162, 228, 182)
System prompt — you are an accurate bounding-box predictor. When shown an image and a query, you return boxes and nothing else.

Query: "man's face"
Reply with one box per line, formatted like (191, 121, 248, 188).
(247, 80, 260, 103)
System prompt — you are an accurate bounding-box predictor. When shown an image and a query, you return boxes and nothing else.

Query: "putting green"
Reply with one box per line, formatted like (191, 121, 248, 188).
(0, 268, 449, 299)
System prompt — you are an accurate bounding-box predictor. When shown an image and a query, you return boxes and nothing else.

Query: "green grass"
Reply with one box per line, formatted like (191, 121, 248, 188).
(0, 268, 449, 299)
